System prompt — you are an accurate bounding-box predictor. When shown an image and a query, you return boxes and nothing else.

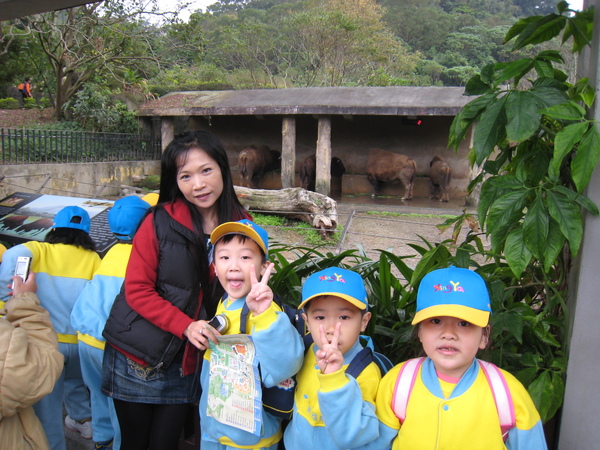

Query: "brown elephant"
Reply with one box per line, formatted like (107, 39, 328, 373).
(299, 155, 346, 191)
(366, 148, 416, 200)
(238, 145, 281, 188)
(429, 155, 452, 202)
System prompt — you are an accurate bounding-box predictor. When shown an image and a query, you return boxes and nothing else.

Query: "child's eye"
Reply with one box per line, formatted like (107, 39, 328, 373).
(339, 315, 350, 320)
(458, 320, 471, 327)
(314, 315, 325, 321)
(430, 318, 442, 324)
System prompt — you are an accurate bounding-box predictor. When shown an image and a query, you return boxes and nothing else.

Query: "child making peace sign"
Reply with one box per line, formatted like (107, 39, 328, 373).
(190, 220, 304, 450)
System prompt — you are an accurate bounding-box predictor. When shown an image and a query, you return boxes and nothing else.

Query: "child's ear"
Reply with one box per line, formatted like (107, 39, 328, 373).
(301, 312, 310, 333)
(360, 311, 372, 332)
(259, 260, 270, 278)
(479, 325, 490, 350)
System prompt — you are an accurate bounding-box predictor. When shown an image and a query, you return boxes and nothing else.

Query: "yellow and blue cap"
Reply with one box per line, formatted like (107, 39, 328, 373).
(299, 267, 368, 311)
(210, 219, 269, 257)
(412, 266, 491, 327)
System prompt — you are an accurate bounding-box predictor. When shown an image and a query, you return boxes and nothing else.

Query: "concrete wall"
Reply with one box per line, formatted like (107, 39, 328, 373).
(558, 0, 600, 448)
(0, 161, 160, 199)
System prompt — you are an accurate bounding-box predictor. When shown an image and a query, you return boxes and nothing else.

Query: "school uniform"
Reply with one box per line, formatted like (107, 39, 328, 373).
(375, 357, 547, 450)
(199, 296, 304, 450)
(71, 243, 132, 447)
(0, 242, 100, 450)
(283, 339, 382, 449)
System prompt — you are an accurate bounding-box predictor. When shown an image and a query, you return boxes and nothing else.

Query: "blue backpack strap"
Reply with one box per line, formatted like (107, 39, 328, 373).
(346, 346, 375, 378)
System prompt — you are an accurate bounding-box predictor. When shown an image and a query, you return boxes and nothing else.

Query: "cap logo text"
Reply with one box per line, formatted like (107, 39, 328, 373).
(433, 281, 464, 293)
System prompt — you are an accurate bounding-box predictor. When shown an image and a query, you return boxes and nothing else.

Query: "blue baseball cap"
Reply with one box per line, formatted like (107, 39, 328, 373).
(210, 219, 269, 257)
(109, 196, 151, 240)
(53, 206, 91, 234)
(412, 266, 491, 327)
(299, 267, 368, 311)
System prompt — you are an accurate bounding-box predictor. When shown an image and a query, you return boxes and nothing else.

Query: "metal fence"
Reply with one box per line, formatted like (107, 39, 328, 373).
(1, 128, 161, 164)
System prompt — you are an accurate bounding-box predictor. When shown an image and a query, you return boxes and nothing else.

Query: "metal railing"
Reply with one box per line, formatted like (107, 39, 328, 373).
(1, 128, 161, 164)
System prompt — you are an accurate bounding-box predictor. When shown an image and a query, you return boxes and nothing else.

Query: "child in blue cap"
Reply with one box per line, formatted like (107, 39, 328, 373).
(283, 266, 382, 449)
(71, 195, 153, 449)
(192, 219, 304, 450)
(375, 266, 547, 449)
(0, 205, 101, 449)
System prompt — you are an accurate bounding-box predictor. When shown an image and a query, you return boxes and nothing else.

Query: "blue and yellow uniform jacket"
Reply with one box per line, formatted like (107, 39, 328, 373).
(71, 242, 132, 350)
(283, 340, 382, 449)
(375, 357, 547, 450)
(200, 296, 304, 449)
(0, 242, 100, 344)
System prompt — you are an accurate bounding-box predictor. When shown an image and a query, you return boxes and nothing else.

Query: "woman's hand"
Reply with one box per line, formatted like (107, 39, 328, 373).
(9, 271, 37, 297)
(184, 319, 222, 350)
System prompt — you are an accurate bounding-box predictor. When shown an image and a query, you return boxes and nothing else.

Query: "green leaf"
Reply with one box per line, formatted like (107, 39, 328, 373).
(504, 16, 540, 44)
(473, 96, 507, 165)
(493, 59, 534, 86)
(533, 59, 554, 78)
(535, 50, 564, 63)
(510, 14, 567, 52)
(554, 185, 599, 216)
(532, 77, 568, 91)
(487, 189, 529, 251)
(540, 101, 586, 120)
(505, 225, 532, 277)
(549, 122, 588, 180)
(505, 91, 541, 144)
(547, 190, 583, 255)
(543, 219, 565, 273)
(523, 195, 549, 260)
(464, 74, 492, 95)
(527, 370, 556, 421)
(529, 86, 568, 108)
(492, 310, 524, 344)
(572, 126, 600, 193)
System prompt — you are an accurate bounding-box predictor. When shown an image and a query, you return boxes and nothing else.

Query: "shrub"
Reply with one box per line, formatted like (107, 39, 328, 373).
(0, 98, 19, 109)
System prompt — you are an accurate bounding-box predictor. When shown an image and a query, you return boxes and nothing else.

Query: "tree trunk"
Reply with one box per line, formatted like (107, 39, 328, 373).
(234, 186, 338, 235)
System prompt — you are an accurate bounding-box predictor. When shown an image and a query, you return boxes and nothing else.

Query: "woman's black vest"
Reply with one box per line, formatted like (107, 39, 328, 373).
(103, 207, 203, 368)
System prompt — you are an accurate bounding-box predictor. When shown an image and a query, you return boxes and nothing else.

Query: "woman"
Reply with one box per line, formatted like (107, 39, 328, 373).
(102, 131, 249, 450)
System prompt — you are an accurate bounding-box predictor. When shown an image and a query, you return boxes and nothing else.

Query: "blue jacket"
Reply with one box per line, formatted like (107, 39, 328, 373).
(0, 242, 100, 343)
(283, 340, 382, 449)
(200, 296, 304, 448)
(71, 242, 132, 349)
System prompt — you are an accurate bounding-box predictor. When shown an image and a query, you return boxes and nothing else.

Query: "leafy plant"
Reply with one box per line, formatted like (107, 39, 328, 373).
(447, 1, 596, 422)
(0, 98, 19, 109)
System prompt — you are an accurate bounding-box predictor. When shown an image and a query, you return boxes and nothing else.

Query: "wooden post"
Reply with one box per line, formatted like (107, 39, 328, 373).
(188, 116, 205, 131)
(316, 116, 332, 195)
(161, 117, 174, 153)
(281, 116, 296, 188)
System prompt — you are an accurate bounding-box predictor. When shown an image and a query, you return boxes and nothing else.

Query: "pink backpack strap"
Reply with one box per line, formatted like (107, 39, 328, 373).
(478, 360, 516, 442)
(391, 357, 425, 423)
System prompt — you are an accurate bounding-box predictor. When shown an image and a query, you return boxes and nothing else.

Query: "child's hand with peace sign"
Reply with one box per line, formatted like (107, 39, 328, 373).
(316, 322, 344, 374)
(246, 262, 275, 316)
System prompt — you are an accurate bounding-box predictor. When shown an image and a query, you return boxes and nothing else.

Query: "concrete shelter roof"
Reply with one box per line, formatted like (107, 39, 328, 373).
(138, 86, 472, 118)
(0, 0, 92, 21)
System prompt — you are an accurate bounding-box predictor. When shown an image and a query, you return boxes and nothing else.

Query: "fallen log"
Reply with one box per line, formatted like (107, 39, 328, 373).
(234, 186, 338, 235)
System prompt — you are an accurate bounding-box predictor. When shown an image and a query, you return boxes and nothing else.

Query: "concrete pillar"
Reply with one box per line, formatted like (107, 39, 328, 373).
(161, 117, 174, 153)
(281, 116, 296, 188)
(558, 1, 600, 449)
(316, 116, 332, 195)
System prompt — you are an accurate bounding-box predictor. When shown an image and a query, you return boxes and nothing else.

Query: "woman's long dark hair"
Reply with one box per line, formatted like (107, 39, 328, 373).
(158, 130, 247, 316)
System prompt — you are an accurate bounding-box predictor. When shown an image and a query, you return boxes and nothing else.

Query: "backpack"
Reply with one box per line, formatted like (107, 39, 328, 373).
(239, 300, 392, 420)
(391, 357, 516, 442)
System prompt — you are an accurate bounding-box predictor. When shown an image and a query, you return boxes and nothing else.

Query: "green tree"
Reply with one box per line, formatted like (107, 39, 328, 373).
(448, 1, 595, 420)
(14, 0, 201, 118)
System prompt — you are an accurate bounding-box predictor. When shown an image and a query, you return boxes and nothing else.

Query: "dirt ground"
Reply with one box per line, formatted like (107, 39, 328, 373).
(0, 107, 55, 128)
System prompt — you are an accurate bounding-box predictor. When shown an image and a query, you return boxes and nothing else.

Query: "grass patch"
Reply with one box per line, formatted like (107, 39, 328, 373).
(251, 212, 342, 246)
